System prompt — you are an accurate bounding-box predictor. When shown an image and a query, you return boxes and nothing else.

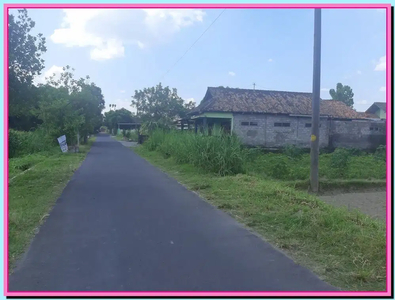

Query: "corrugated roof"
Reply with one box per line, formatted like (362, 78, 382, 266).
(190, 87, 362, 119)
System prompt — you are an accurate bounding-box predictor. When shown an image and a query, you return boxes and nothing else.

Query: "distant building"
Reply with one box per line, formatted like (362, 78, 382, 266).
(365, 102, 386, 120)
(186, 87, 385, 150)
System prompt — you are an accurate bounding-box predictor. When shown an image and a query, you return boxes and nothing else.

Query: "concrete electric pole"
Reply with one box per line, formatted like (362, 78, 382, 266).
(310, 8, 322, 193)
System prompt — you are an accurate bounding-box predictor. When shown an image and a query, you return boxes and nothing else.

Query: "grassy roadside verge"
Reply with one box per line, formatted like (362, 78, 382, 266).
(8, 137, 96, 271)
(134, 146, 386, 291)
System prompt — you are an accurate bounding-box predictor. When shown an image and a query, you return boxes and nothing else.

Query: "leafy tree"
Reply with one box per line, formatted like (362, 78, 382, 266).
(35, 66, 105, 144)
(103, 108, 136, 135)
(131, 83, 193, 126)
(329, 83, 354, 107)
(8, 9, 47, 127)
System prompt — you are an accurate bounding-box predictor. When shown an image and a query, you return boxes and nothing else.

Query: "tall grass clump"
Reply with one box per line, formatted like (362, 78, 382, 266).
(9, 129, 56, 158)
(145, 126, 246, 176)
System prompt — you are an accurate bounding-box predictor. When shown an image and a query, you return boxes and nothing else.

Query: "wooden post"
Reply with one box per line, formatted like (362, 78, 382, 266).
(203, 117, 207, 134)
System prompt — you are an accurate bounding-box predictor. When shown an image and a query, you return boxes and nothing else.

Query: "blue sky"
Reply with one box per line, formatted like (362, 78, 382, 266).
(19, 8, 386, 113)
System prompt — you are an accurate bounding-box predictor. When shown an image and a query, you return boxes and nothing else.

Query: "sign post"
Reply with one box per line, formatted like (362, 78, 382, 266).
(57, 135, 68, 153)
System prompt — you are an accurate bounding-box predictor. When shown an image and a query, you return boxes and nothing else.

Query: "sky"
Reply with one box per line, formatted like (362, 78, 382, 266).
(16, 8, 387, 113)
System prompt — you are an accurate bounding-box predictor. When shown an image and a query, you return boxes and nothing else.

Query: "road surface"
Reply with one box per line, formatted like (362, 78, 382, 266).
(9, 134, 336, 292)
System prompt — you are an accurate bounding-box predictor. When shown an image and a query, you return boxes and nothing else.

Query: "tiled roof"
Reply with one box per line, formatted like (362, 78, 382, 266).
(190, 87, 362, 119)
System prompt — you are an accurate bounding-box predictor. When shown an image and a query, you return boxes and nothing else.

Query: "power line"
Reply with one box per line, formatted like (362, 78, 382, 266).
(159, 9, 226, 82)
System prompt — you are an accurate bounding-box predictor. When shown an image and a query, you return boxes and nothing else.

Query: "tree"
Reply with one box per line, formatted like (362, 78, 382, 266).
(35, 66, 105, 144)
(8, 9, 47, 127)
(103, 108, 136, 135)
(131, 83, 194, 126)
(329, 83, 354, 108)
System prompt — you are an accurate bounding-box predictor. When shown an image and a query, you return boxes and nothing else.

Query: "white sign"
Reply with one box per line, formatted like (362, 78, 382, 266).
(57, 135, 68, 153)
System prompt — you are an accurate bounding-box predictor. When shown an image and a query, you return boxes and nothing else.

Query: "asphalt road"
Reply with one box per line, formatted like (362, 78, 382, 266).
(9, 134, 336, 292)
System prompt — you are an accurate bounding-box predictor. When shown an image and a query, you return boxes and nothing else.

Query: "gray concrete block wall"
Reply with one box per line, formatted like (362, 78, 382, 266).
(330, 120, 386, 150)
(232, 113, 385, 150)
(232, 113, 329, 148)
(232, 114, 266, 146)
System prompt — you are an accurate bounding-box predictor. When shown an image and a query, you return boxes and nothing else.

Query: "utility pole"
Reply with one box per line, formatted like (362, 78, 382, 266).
(253, 83, 256, 90)
(310, 8, 322, 193)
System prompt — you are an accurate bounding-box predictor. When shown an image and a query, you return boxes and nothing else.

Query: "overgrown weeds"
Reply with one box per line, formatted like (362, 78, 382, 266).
(142, 129, 386, 182)
(9, 129, 56, 158)
(145, 127, 247, 176)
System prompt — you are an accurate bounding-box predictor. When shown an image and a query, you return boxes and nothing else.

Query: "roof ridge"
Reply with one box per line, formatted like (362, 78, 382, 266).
(208, 86, 313, 95)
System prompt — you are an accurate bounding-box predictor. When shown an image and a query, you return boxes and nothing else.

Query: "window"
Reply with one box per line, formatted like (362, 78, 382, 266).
(305, 123, 321, 128)
(274, 122, 290, 127)
(241, 121, 258, 126)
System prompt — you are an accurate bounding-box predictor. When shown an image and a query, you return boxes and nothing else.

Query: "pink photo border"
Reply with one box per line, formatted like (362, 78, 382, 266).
(3, 3, 392, 297)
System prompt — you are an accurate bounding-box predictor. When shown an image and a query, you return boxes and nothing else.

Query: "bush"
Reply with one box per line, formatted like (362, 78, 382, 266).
(270, 160, 289, 179)
(284, 145, 304, 160)
(9, 129, 21, 158)
(347, 148, 365, 156)
(129, 130, 138, 142)
(330, 148, 350, 178)
(374, 145, 386, 161)
(8, 129, 56, 158)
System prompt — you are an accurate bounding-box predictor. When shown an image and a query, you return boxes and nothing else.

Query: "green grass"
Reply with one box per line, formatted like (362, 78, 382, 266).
(134, 146, 386, 291)
(8, 137, 96, 271)
(245, 152, 386, 181)
(113, 134, 124, 141)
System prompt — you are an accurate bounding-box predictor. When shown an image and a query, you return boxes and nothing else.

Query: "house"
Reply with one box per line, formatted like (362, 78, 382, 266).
(187, 87, 386, 150)
(365, 102, 386, 120)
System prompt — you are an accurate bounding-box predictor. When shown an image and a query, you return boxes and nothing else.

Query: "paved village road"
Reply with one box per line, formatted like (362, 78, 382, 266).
(9, 134, 337, 292)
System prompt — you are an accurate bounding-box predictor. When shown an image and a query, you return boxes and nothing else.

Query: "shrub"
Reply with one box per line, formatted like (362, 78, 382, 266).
(9, 129, 21, 158)
(330, 148, 350, 178)
(268, 159, 290, 179)
(129, 130, 138, 142)
(8, 129, 56, 158)
(347, 148, 365, 156)
(284, 145, 304, 160)
(374, 145, 386, 161)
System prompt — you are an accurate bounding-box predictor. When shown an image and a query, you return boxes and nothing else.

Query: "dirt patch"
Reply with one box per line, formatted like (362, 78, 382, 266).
(320, 191, 386, 220)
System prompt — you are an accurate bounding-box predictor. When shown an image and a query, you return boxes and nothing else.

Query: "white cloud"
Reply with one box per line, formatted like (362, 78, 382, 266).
(50, 9, 205, 60)
(357, 70, 362, 75)
(186, 97, 196, 103)
(268, 58, 273, 62)
(120, 90, 126, 93)
(143, 9, 205, 32)
(90, 39, 125, 60)
(374, 56, 386, 71)
(228, 71, 236, 76)
(136, 41, 145, 49)
(379, 86, 386, 92)
(33, 65, 64, 85)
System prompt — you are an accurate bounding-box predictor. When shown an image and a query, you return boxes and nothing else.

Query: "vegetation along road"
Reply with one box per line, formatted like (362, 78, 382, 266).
(9, 134, 336, 292)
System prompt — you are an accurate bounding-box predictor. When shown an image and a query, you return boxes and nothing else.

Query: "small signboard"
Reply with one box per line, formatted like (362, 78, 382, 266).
(57, 135, 68, 153)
